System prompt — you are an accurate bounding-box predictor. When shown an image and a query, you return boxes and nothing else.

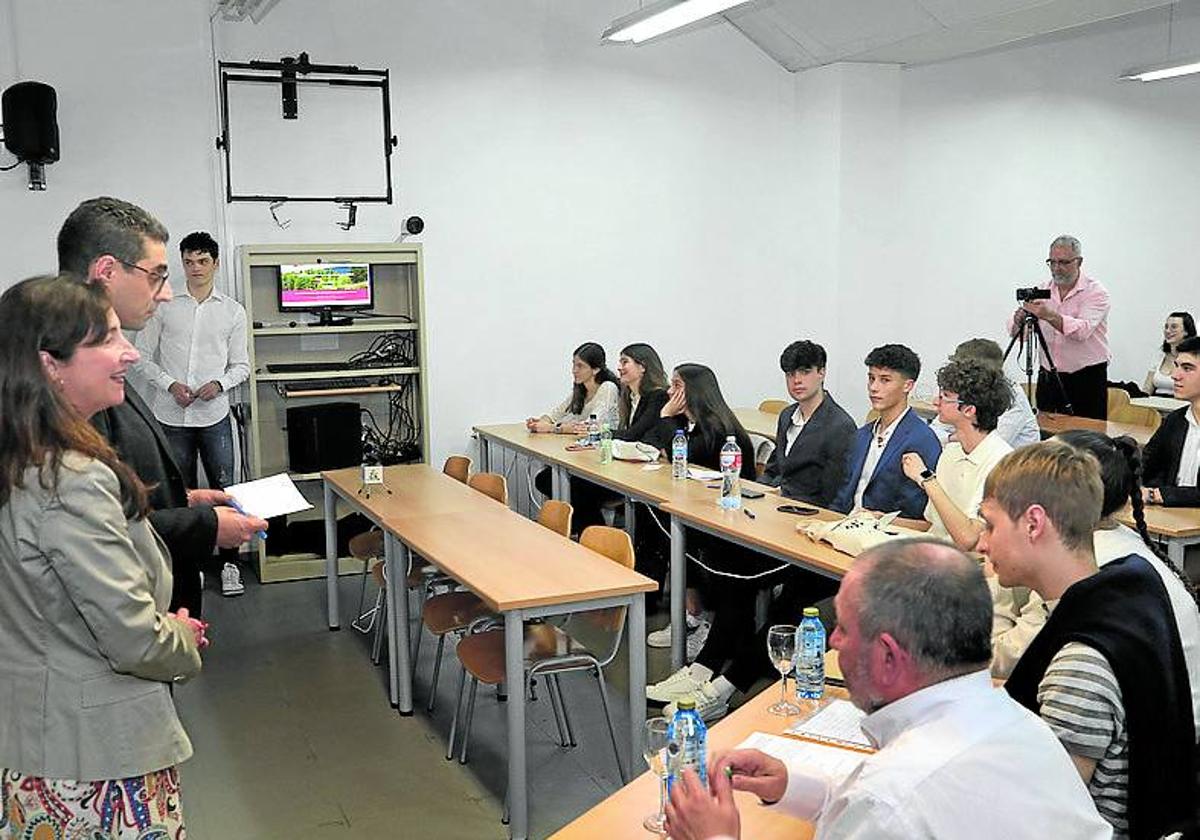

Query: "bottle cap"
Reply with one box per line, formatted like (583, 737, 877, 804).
(802, 607, 820, 617)
(726, 435, 735, 441)
(676, 698, 697, 710)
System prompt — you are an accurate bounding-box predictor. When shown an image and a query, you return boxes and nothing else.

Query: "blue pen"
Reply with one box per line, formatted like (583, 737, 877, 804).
(229, 499, 269, 541)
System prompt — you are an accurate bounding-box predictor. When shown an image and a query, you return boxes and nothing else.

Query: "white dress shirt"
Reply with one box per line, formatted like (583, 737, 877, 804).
(783, 402, 810, 456)
(1176, 406, 1200, 488)
(132, 287, 250, 428)
(718, 671, 1111, 840)
(853, 408, 908, 510)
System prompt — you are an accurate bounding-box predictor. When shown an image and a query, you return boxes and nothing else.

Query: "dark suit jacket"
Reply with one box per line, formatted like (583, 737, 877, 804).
(1142, 406, 1200, 507)
(614, 389, 674, 446)
(92, 388, 217, 614)
(829, 408, 943, 519)
(761, 394, 857, 507)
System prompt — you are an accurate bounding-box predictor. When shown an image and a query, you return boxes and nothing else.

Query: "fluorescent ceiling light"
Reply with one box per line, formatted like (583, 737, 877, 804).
(602, 0, 752, 45)
(1119, 57, 1200, 82)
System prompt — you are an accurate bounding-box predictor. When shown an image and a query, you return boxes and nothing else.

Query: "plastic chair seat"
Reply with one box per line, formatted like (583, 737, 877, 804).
(455, 625, 590, 686)
(423, 591, 492, 635)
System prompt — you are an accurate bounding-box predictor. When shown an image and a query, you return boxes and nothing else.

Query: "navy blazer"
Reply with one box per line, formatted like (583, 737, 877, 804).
(829, 408, 943, 518)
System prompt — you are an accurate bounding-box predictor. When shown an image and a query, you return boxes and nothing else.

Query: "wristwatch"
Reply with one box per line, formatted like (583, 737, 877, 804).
(919, 468, 935, 485)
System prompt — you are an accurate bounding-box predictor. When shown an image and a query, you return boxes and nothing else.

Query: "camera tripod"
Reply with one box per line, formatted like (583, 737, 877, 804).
(1003, 311, 1075, 416)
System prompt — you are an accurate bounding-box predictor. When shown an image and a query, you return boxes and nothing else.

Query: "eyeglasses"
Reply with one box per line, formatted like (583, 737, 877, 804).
(934, 394, 962, 406)
(1045, 258, 1080, 268)
(120, 260, 169, 293)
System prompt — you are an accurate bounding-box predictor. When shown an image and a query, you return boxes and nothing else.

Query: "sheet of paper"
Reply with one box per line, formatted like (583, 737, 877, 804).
(687, 467, 722, 481)
(225, 473, 314, 519)
(785, 699, 873, 749)
(737, 732, 867, 780)
(642, 463, 664, 471)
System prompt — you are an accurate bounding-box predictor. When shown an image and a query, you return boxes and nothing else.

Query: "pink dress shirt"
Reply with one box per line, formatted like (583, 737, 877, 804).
(1006, 272, 1110, 373)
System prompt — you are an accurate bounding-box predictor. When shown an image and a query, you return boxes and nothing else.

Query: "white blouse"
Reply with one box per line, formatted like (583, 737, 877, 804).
(544, 381, 619, 430)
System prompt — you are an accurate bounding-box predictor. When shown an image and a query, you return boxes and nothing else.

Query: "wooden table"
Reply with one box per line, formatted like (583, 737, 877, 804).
(1116, 504, 1200, 569)
(323, 465, 657, 840)
(1035, 412, 1154, 445)
(474, 425, 859, 671)
(1131, 395, 1187, 414)
(734, 406, 782, 439)
(549, 677, 856, 840)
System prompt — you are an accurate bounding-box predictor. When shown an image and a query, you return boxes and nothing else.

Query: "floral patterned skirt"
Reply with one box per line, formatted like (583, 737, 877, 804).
(1, 767, 186, 839)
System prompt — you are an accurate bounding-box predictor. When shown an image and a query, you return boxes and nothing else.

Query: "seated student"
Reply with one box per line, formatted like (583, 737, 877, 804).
(613, 342, 673, 444)
(930, 338, 1040, 449)
(760, 340, 856, 507)
(530, 342, 620, 522)
(1142, 335, 1200, 508)
(828, 343, 942, 519)
(899, 358, 1013, 550)
(644, 363, 757, 659)
(979, 443, 1197, 838)
(666, 540, 1112, 840)
(1144, 311, 1196, 397)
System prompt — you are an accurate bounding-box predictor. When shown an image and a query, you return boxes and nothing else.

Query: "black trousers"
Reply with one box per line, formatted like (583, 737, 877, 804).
(1036, 361, 1108, 420)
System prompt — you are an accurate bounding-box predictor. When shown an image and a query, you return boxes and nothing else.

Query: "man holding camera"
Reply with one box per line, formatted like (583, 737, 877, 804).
(1007, 235, 1110, 419)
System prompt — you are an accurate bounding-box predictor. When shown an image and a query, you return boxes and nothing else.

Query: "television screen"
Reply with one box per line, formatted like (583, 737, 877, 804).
(278, 262, 373, 310)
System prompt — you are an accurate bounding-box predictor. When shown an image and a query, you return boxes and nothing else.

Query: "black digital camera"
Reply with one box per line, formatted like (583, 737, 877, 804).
(1015, 287, 1052, 302)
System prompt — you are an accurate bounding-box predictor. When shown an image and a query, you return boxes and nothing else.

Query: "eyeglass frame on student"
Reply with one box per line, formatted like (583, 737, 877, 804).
(119, 260, 170, 293)
(933, 393, 963, 406)
(1045, 257, 1080, 268)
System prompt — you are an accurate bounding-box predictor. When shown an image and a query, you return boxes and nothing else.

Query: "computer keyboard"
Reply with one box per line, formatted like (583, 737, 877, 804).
(265, 358, 406, 374)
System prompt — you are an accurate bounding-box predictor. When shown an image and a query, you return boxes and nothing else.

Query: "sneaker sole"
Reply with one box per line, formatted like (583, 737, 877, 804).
(222, 587, 245, 596)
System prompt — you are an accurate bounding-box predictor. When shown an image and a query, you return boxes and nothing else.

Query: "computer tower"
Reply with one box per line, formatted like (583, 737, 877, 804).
(286, 402, 362, 473)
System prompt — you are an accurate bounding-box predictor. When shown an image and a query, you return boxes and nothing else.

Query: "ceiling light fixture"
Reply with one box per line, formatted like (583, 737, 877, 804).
(1119, 57, 1200, 82)
(602, 0, 752, 45)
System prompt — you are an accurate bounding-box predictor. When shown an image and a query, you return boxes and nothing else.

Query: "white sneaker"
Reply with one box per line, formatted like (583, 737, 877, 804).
(664, 680, 730, 722)
(647, 613, 703, 649)
(685, 618, 712, 663)
(646, 663, 711, 704)
(221, 562, 245, 597)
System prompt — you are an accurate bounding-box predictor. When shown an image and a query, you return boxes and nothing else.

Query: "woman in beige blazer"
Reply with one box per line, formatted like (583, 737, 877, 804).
(0, 275, 205, 837)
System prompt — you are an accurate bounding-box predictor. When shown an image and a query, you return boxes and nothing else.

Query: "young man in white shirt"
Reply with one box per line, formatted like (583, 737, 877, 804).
(899, 357, 1013, 550)
(134, 231, 250, 596)
(664, 539, 1111, 840)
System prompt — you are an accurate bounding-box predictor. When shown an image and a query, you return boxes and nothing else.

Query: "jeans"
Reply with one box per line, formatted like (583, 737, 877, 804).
(163, 416, 237, 569)
(163, 416, 235, 489)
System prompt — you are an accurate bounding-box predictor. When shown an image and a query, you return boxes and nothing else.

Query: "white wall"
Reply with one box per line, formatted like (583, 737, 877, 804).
(4, 0, 1200, 462)
(1, 0, 804, 466)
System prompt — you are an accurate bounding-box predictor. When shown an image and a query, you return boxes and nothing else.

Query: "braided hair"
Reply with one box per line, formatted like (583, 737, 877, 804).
(1057, 430, 1200, 609)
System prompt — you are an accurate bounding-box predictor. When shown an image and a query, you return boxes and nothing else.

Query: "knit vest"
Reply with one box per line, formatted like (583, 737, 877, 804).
(1006, 555, 1197, 839)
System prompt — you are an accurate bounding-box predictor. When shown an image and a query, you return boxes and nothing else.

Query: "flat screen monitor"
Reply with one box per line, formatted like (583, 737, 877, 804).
(278, 262, 373, 314)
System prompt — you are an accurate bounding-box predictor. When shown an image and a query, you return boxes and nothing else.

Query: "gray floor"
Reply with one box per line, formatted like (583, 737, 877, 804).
(173, 570, 677, 839)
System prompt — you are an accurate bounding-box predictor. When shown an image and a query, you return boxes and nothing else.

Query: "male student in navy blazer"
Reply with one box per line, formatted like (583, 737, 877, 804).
(830, 344, 943, 519)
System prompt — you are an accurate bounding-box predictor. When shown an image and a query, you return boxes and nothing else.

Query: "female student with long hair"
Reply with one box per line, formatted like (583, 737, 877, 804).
(614, 342, 673, 444)
(1144, 311, 1197, 396)
(526, 341, 619, 435)
(643, 364, 760, 680)
(0, 275, 206, 837)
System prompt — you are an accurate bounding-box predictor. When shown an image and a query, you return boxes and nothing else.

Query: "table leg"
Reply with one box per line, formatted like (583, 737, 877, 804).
(628, 594, 646, 780)
(551, 463, 562, 501)
(670, 515, 686, 671)
(479, 435, 491, 472)
(323, 480, 339, 630)
(505, 610, 528, 839)
(384, 534, 399, 709)
(391, 538, 414, 715)
(624, 497, 636, 540)
(558, 465, 572, 505)
(1169, 538, 1186, 572)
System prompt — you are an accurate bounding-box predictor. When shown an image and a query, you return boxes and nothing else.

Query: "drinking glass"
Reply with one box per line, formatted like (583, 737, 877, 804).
(766, 624, 802, 716)
(643, 717, 671, 833)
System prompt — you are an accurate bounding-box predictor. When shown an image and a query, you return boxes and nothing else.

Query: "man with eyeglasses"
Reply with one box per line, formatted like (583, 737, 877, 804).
(133, 232, 251, 596)
(1006, 234, 1111, 419)
(58, 197, 267, 615)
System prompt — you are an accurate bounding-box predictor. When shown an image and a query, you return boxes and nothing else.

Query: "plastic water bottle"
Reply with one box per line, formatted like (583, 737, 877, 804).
(586, 413, 600, 446)
(667, 698, 708, 796)
(671, 429, 688, 480)
(599, 423, 613, 464)
(718, 435, 742, 510)
(796, 607, 826, 701)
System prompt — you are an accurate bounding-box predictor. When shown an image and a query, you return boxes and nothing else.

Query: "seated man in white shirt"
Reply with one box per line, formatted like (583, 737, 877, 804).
(898, 357, 1013, 550)
(134, 231, 250, 596)
(664, 539, 1111, 840)
(929, 338, 1040, 450)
